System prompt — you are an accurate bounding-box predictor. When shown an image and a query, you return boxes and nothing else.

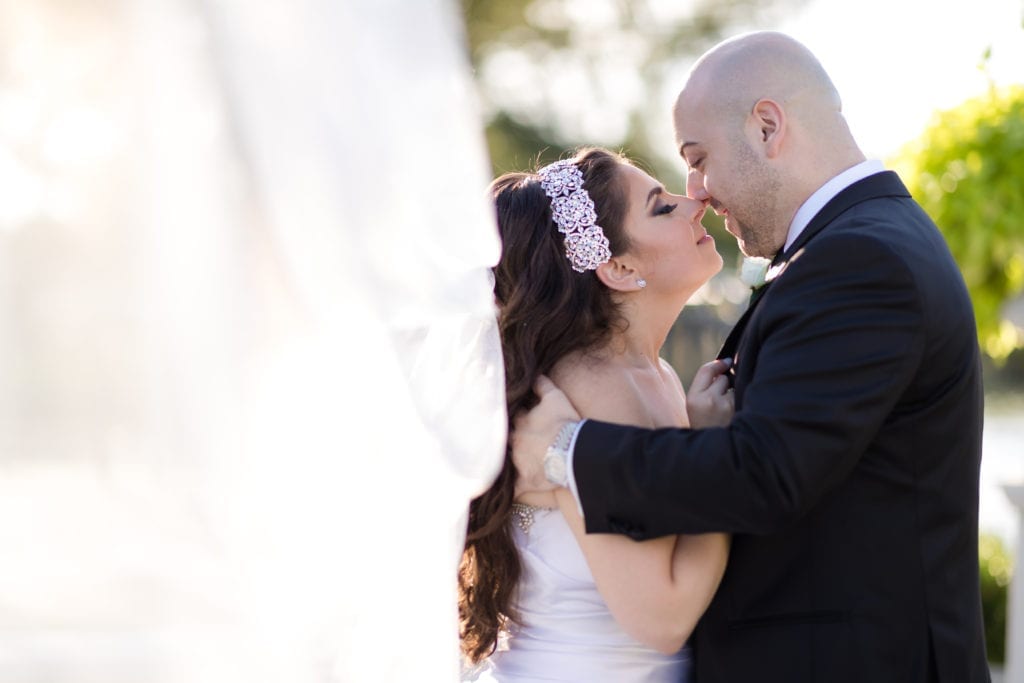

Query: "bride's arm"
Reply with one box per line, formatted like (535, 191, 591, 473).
(554, 488, 729, 654)
(545, 357, 732, 654)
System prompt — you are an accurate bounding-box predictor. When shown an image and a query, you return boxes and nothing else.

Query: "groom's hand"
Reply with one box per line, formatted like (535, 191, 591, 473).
(511, 375, 582, 495)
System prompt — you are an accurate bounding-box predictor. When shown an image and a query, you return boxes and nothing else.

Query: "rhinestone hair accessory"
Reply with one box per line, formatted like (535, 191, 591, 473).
(537, 159, 612, 273)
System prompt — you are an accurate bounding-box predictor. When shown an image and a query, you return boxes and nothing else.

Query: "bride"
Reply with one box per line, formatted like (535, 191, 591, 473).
(460, 147, 734, 682)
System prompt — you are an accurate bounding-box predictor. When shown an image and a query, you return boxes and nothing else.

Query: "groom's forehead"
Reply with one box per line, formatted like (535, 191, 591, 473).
(673, 106, 710, 145)
(673, 89, 710, 126)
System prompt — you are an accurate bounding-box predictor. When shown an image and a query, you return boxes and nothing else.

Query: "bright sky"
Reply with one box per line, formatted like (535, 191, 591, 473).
(778, 0, 1024, 159)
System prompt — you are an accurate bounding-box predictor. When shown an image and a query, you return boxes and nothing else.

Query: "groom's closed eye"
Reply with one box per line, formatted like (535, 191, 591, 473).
(679, 141, 702, 167)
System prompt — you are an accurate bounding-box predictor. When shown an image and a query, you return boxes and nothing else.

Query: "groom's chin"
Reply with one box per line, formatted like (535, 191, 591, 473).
(737, 243, 760, 259)
(736, 239, 774, 260)
(730, 230, 757, 258)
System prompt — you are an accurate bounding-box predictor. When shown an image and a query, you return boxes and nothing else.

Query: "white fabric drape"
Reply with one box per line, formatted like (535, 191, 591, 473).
(0, 0, 504, 680)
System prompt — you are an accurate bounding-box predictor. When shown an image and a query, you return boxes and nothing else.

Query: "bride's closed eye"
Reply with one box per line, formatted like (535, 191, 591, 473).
(655, 203, 678, 216)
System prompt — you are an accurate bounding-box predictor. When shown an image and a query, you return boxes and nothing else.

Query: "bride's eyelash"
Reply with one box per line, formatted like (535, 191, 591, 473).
(655, 203, 677, 216)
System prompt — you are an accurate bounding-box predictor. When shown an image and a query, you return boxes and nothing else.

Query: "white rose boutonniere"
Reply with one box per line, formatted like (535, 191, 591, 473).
(739, 256, 771, 291)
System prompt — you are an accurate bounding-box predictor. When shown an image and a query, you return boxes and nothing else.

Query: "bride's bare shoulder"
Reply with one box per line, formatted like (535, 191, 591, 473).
(550, 349, 611, 394)
(550, 351, 650, 426)
(659, 357, 687, 398)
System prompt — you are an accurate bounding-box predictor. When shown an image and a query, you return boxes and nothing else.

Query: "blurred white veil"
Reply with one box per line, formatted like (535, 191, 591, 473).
(0, 0, 504, 681)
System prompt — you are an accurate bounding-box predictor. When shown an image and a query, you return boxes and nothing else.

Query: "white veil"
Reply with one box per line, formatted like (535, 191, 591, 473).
(0, 0, 504, 680)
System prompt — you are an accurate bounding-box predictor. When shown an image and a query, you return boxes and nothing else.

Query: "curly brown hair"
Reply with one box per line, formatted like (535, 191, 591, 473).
(458, 147, 635, 663)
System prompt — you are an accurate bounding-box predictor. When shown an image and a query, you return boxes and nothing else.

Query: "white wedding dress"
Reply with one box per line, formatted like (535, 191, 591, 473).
(465, 505, 693, 683)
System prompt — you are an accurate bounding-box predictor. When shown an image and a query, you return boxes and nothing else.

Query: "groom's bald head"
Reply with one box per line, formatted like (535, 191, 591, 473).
(676, 31, 841, 134)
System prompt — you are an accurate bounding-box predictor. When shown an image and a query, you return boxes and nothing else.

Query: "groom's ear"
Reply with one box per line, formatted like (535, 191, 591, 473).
(595, 256, 639, 293)
(751, 98, 785, 157)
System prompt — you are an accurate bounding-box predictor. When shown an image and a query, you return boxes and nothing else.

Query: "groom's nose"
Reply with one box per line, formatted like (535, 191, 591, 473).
(686, 169, 709, 202)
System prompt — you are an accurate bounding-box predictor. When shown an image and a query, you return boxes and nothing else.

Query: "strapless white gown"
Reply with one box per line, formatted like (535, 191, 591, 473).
(464, 505, 692, 682)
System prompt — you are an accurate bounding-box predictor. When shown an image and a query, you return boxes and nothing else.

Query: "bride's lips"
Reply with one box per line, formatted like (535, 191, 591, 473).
(692, 206, 712, 244)
(693, 225, 713, 245)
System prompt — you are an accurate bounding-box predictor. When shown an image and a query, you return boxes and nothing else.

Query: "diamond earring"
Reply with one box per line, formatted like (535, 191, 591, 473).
(637, 278, 647, 289)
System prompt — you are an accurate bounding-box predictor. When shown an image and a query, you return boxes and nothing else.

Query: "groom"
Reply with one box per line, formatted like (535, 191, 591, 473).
(512, 32, 990, 682)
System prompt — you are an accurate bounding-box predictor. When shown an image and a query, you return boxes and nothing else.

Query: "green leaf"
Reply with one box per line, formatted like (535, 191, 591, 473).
(892, 85, 1024, 361)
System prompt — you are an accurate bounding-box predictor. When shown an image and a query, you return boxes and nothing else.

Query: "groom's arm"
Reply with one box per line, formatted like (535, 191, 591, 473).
(572, 232, 924, 539)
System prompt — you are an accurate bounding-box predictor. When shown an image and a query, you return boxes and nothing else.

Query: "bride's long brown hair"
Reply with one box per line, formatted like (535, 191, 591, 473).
(459, 148, 634, 663)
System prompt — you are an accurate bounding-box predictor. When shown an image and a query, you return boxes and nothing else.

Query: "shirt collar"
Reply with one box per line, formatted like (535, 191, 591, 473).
(783, 159, 885, 252)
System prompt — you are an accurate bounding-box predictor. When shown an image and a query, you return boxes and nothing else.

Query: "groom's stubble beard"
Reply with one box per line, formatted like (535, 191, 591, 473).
(731, 137, 783, 259)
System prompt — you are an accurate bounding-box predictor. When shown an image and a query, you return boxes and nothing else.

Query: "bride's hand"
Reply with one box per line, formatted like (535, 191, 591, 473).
(686, 359, 734, 428)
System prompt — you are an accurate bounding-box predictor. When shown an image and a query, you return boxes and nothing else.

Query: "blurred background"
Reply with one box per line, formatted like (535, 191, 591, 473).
(0, 0, 1021, 679)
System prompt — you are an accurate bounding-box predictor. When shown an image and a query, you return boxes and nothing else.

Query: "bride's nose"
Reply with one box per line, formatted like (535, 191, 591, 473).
(680, 196, 708, 223)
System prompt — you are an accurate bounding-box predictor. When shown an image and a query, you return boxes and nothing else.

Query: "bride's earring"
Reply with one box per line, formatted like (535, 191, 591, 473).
(636, 278, 647, 289)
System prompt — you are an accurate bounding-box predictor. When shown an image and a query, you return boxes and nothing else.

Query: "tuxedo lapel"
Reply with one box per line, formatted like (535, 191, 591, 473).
(716, 285, 768, 362)
(716, 171, 910, 366)
(780, 171, 910, 261)
(717, 246, 785, 361)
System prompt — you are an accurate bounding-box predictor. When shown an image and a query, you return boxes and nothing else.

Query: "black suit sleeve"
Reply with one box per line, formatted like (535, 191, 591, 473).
(574, 231, 925, 538)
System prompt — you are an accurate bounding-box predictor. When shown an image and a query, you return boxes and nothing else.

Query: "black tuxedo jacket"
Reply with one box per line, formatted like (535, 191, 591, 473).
(574, 172, 990, 682)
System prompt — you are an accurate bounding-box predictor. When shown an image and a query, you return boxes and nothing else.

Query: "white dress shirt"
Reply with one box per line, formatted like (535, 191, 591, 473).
(783, 159, 885, 252)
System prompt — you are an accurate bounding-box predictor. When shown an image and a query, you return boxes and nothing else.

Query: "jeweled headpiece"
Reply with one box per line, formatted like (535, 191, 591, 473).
(537, 159, 612, 273)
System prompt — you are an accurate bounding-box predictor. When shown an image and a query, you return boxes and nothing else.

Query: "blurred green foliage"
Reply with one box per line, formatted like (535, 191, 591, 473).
(979, 532, 1013, 664)
(893, 85, 1024, 361)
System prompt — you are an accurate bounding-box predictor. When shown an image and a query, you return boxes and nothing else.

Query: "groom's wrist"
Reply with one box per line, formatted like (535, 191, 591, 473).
(543, 420, 581, 487)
